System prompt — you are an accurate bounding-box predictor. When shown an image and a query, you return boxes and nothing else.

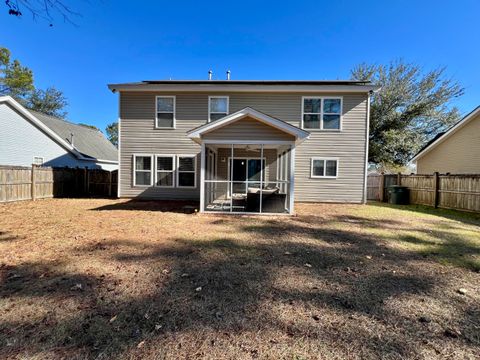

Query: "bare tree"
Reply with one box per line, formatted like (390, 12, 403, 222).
(5, 0, 81, 25)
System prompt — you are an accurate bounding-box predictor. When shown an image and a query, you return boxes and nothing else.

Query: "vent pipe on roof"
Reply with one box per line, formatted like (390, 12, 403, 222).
(226, 70, 231, 80)
(70, 132, 74, 147)
(208, 70, 212, 80)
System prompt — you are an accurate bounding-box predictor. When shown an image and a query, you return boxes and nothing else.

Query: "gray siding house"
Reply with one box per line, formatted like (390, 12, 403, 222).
(108, 80, 378, 214)
(0, 96, 118, 170)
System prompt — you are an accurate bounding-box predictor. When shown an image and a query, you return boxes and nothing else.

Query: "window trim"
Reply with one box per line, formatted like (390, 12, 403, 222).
(301, 96, 343, 131)
(32, 156, 44, 166)
(176, 155, 197, 188)
(155, 96, 176, 129)
(154, 154, 175, 188)
(208, 96, 229, 122)
(310, 157, 339, 179)
(133, 154, 154, 187)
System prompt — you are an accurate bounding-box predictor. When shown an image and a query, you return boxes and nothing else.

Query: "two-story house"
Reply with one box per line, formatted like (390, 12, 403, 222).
(108, 79, 378, 214)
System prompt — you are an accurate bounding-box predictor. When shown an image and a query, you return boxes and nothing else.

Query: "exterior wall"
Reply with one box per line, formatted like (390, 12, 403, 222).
(202, 117, 295, 141)
(119, 91, 368, 203)
(0, 103, 102, 169)
(416, 113, 480, 174)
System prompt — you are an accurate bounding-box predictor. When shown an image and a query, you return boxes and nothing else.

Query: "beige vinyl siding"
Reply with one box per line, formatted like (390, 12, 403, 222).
(416, 112, 480, 174)
(119, 91, 368, 203)
(202, 117, 295, 141)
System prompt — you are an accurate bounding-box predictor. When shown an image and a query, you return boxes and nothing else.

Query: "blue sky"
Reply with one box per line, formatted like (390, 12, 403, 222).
(1, 0, 479, 133)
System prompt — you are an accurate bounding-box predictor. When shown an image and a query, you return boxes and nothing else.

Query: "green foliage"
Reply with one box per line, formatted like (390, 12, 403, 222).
(352, 60, 463, 166)
(105, 122, 118, 147)
(0, 47, 34, 98)
(0, 46, 68, 118)
(25, 87, 68, 118)
(78, 123, 99, 131)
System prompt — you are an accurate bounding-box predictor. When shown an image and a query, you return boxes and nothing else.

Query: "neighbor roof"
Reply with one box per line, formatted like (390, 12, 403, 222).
(28, 110, 118, 162)
(0, 96, 117, 164)
(108, 79, 380, 93)
(411, 105, 480, 162)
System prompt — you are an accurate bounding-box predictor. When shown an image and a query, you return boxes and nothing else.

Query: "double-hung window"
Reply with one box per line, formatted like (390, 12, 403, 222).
(155, 155, 175, 187)
(302, 97, 342, 130)
(156, 96, 175, 128)
(177, 156, 196, 188)
(208, 96, 229, 122)
(311, 158, 338, 178)
(134, 155, 153, 186)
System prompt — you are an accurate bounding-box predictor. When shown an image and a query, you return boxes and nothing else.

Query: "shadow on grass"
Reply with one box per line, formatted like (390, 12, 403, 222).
(92, 200, 199, 213)
(1, 219, 479, 359)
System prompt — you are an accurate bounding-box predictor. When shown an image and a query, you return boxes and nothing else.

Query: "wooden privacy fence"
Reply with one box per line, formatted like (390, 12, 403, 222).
(367, 173, 480, 212)
(0, 165, 118, 203)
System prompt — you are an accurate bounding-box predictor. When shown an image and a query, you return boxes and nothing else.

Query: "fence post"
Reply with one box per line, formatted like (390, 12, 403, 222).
(31, 164, 36, 201)
(433, 172, 439, 208)
(397, 172, 402, 186)
(83, 167, 88, 195)
(108, 170, 112, 197)
(379, 173, 385, 202)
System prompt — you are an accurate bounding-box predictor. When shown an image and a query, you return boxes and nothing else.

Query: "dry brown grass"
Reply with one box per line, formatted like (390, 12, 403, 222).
(0, 199, 479, 359)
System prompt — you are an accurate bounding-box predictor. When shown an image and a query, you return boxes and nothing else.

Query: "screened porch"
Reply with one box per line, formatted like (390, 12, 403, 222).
(200, 142, 294, 214)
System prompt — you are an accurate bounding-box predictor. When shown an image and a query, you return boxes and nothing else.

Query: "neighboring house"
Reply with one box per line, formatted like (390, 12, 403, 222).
(0, 96, 118, 170)
(108, 79, 379, 214)
(413, 106, 480, 174)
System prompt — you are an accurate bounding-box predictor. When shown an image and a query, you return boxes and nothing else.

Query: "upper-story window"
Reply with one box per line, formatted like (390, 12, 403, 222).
(208, 96, 229, 122)
(156, 96, 175, 128)
(302, 97, 342, 130)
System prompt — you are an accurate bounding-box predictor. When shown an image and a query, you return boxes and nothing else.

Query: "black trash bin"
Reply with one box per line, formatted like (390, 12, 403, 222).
(388, 186, 409, 205)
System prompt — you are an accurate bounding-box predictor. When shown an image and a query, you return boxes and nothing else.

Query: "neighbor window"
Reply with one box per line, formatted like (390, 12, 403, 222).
(33, 156, 44, 166)
(177, 155, 196, 187)
(156, 96, 175, 128)
(209, 96, 229, 122)
(311, 158, 338, 178)
(302, 97, 342, 130)
(155, 155, 175, 187)
(133, 155, 153, 186)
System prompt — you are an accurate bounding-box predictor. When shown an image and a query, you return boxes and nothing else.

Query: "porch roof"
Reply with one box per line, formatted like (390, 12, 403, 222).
(187, 107, 310, 144)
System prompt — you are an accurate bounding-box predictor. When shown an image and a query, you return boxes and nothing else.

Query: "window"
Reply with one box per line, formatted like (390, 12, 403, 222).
(156, 96, 175, 128)
(177, 155, 196, 187)
(133, 155, 153, 186)
(208, 96, 229, 122)
(311, 158, 338, 178)
(302, 97, 342, 130)
(155, 155, 175, 187)
(33, 156, 44, 166)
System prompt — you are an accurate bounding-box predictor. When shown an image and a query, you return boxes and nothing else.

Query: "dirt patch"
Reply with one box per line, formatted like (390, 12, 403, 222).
(0, 199, 479, 359)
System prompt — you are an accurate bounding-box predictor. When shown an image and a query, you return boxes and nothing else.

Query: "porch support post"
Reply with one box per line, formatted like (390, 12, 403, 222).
(289, 145, 296, 214)
(200, 142, 205, 212)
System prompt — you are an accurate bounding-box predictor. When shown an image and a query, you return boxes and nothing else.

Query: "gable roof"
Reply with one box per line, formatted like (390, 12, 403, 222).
(0, 96, 117, 164)
(187, 107, 310, 143)
(412, 106, 480, 162)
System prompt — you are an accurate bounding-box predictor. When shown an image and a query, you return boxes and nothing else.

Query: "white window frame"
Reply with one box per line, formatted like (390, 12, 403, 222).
(310, 157, 339, 179)
(155, 96, 176, 129)
(176, 155, 197, 188)
(154, 154, 175, 188)
(208, 96, 229, 122)
(32, 156, 44, 166)
(301, 96, 343, 131)
(133, 154, 154, 187)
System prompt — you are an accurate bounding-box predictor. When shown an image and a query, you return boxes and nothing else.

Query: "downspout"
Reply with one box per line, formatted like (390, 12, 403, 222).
(362, 91, 372, 204)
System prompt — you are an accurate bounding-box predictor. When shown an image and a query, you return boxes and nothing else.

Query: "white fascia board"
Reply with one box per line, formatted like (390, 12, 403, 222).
(108, 84, 380, 93)
(187, 107, 310, 142)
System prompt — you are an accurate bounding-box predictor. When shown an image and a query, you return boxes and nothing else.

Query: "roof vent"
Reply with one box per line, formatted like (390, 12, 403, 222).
(226, 70, 231, 81)
(70, 132, 74, 147)
(208, 70, 212, 80)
